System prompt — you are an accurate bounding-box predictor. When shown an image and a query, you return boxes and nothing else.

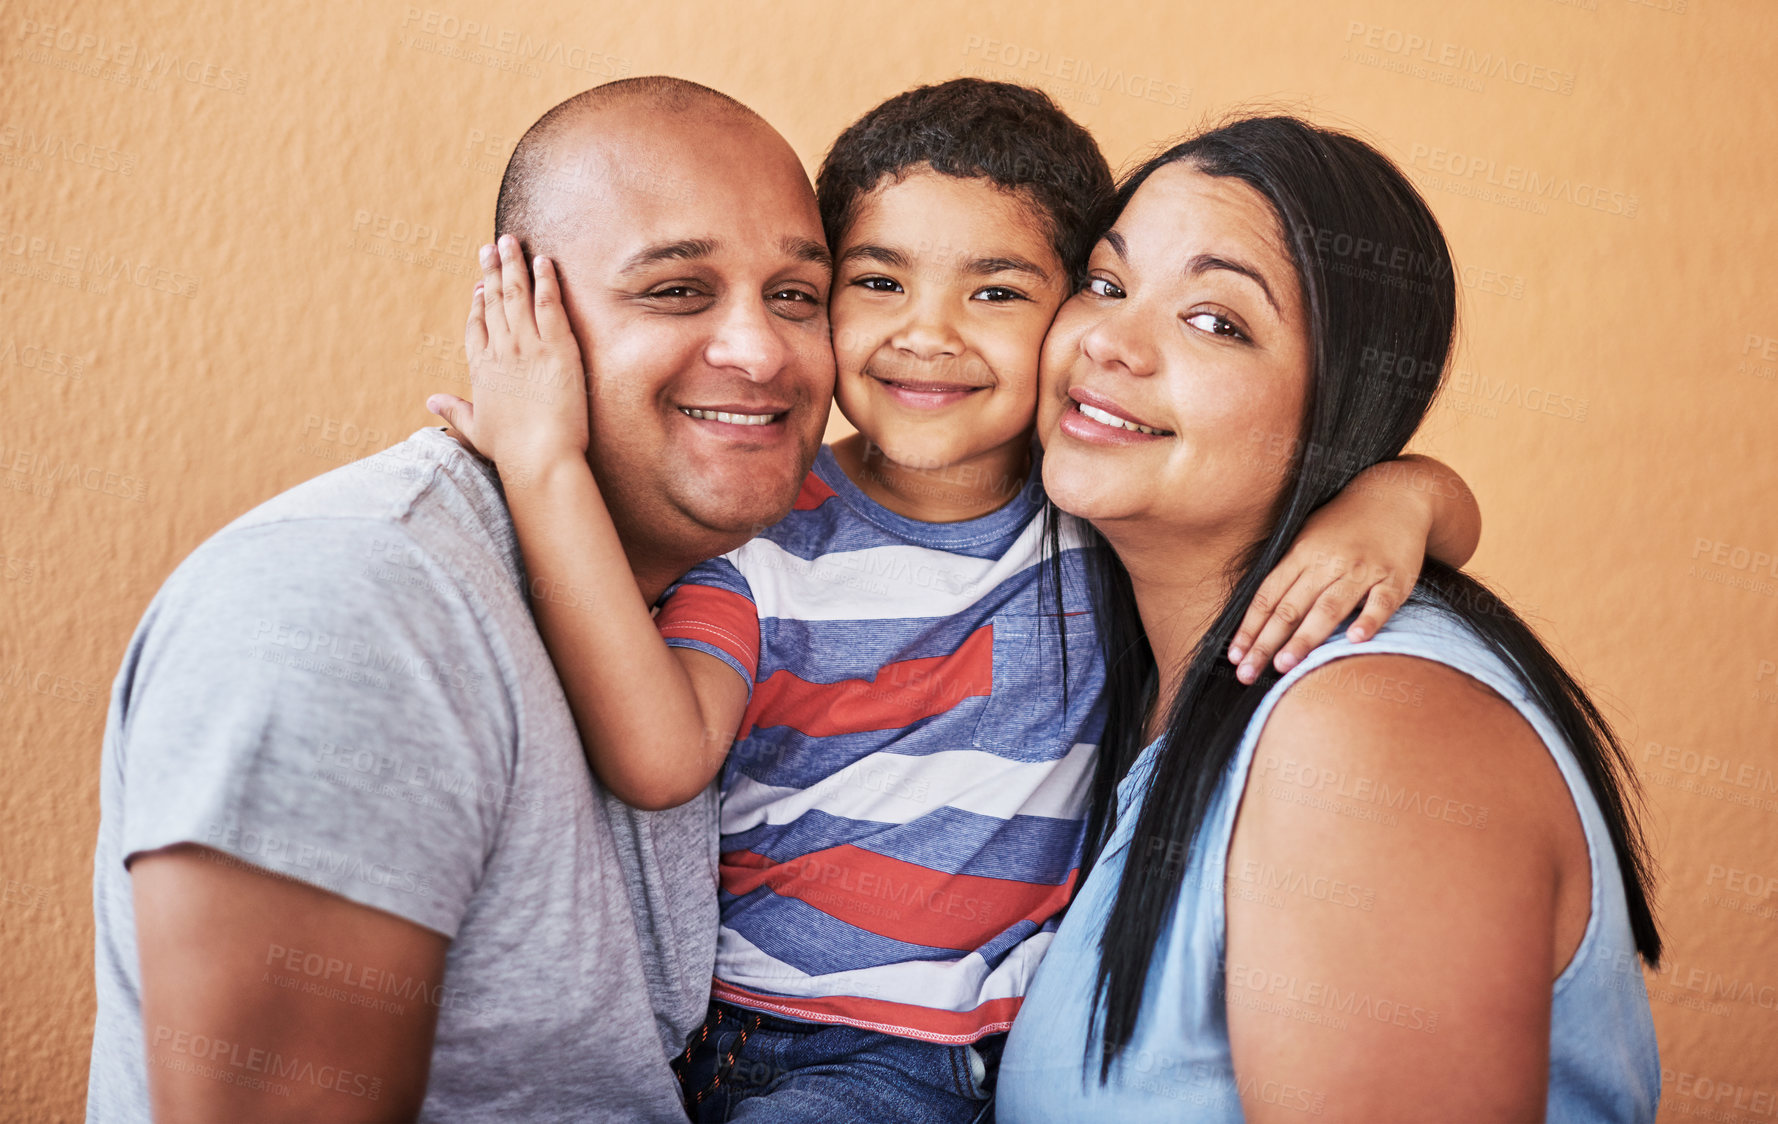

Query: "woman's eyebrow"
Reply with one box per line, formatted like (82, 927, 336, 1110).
(1185, 252, 1279, 314)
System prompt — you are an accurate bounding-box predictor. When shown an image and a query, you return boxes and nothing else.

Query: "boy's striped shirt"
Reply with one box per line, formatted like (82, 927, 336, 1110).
(655, 445, 1105, 1044)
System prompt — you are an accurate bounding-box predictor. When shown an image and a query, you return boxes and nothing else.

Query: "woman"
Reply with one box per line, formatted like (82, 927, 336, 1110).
(995, 117, 1660, 1121)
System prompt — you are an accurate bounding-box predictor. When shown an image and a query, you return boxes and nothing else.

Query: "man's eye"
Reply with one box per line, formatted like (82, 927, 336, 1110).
(647, 285, 705, 299)
(854, 276, 902, 293)
(770, 287, 823, 320)
(972, 286, 1027, 303)
(1086, 277, 1125, 299)
(1183, 311, 1246, 340)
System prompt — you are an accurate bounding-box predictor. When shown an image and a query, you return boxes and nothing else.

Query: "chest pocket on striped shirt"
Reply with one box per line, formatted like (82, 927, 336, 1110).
(969, 612, 1104, 761)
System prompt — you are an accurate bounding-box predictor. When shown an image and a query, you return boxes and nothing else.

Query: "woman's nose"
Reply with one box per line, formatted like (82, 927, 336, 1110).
(1079, 304, 1157, 379)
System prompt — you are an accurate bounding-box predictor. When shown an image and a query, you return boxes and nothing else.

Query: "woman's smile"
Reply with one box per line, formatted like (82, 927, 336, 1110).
(1058, 385, 1175, 442)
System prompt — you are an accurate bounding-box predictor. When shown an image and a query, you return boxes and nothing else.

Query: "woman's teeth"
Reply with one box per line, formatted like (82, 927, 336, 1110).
(1077, 402, 1167, 436)
(680, 409, 779, 426)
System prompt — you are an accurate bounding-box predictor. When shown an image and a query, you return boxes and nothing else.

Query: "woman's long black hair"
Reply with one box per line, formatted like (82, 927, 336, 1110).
(1058, 116, 1662, 1078)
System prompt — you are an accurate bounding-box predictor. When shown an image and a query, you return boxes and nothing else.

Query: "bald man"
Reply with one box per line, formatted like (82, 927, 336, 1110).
(87, 78, 835, 1123)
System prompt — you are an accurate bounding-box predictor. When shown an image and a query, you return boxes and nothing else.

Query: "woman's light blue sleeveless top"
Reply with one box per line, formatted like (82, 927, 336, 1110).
(996, 602, 1659, 1122)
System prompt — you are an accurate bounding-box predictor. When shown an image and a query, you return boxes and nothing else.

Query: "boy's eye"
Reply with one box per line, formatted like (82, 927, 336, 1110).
(1086, 276, 1125, 299)
(1183, 311, 1247, 340)
(854, 276, 902, 294)
(972, 286, 1028, 303)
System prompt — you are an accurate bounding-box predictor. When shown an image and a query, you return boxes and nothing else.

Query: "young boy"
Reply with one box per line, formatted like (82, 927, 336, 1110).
(430, 80, 1480, 1122)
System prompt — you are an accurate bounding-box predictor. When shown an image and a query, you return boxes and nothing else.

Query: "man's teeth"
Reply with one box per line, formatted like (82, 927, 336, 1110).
(1078, 402, 1167, 435)
(680, 408, 779, 426)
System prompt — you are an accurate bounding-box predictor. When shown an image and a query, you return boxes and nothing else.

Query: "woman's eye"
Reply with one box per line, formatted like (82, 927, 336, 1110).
(855, 276, 902, 293)
(1086, 276, 1125, 299)
(1184, 311, 1246, 340)
(972, 286, 1027, 303)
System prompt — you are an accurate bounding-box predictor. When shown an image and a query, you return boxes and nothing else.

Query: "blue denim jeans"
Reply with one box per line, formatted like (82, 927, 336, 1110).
(674, 1000, 1002, 1123)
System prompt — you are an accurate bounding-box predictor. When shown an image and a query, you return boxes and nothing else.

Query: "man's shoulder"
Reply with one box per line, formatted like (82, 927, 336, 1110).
(132, 431, 526, 693)
(177, 429, 517, 600)
(226, 427, 493, 536)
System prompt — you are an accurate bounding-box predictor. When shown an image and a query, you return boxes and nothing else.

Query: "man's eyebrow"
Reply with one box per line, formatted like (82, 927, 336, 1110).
(967, 255, 1052, 282)
(781, 235, 832, 273)
(837, 243, 910, 270)
(617, 237, 719, 276)
(1185, 251, 1280, 314)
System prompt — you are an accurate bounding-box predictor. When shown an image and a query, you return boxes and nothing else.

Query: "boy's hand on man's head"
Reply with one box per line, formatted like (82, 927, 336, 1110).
(427, 234, 592, 487)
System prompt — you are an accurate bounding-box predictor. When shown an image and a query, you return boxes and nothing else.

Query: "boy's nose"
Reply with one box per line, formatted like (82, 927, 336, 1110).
(890, 317, 964, 363)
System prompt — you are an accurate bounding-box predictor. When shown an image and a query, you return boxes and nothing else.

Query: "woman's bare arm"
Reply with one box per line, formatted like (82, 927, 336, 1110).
(1224, 653, 1586, 1122)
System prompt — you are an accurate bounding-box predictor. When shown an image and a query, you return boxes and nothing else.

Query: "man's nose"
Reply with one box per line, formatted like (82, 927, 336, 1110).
(703, 296, 790, 383)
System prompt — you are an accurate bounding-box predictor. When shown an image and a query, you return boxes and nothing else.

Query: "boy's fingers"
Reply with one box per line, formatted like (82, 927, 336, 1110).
(1231, 561, 1300, 664)
(1276, 579, 1365, 672)
(479, 244, 509, 346)
(426, 393, 474, 438)
(465, 284, 488, 357)
(1237, 570, 1314, 684)
(532, 257, 588, 403)
(1348, 582, 1406, 643)
(533, 256, 573, 345)
(498, 234, 536, 338)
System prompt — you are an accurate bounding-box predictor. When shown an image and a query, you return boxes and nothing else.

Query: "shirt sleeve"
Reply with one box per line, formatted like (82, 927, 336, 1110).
(113, 518, 516, 939)
(654, 554, 760, 699)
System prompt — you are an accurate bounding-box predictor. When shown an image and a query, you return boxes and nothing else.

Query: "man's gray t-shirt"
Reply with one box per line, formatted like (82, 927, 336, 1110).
(88, 428, 718, 1122)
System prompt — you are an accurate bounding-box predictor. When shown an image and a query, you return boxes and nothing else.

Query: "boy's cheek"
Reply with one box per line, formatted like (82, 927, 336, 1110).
(827, 298, 887, 367)
(978, 327, 1048, 400)
(831, 368, 874, 426)
(827, 323, 878, 408)
(830, 325, 877, 369)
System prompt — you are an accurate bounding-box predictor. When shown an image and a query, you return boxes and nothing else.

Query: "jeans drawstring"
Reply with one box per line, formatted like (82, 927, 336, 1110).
(673, 1002, 718, 1113)
(673, 1001, 765, 1116)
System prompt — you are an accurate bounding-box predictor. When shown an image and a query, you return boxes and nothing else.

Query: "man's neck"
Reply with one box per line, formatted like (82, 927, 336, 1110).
(627, 546, 697, 607)
(830, 431, 1032, 524)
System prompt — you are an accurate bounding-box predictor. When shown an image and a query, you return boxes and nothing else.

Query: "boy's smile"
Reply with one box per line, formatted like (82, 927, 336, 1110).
(865, 354, 993, 410)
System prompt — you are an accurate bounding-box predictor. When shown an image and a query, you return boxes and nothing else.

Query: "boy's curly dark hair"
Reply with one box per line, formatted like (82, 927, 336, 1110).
(816, 78, 1113, 279)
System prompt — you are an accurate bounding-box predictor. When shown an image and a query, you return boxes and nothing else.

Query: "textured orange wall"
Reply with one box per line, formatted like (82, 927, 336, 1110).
(3, 1, 1774, 1119)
